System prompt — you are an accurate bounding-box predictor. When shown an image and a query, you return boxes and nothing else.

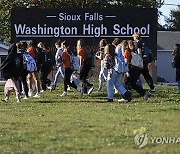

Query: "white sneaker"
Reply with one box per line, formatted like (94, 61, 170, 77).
(23, 96, 29, 100)
(40, 90, 45, 93)
(118, 98, 128, 102)
(33, 93, 41, 98)
(144, 91, 149, 101)
(1, 98, 8, 103)
(28, 90, 33, 97)
(88, 86, 94, 95)
(61, 92, 67, 97)
(17, 99, 21, 103)
(67, 86, 71, 91)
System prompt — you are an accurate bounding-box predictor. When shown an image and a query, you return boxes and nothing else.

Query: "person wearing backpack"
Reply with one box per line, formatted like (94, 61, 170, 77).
(76, 39, 94, 95)
(123, 40, 149, 100)
(16, 41, 29, 99)
(132, 32, 155, 92)
(172, 44, 180, 94)
(37, 42, 54, 92)
(27, 39, 41, 98)
(61, 41, 82, 96)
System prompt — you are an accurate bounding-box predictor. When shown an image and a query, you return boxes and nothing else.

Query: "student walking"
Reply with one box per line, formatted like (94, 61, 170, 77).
(27, 39, 41, 98)
(96, 39, 107, 92)
(37, 42, 54, 92)
(103, 44, 132, 102)
(76, 39, 94, 95)
(0, 44, 22, 102)
(123, 39, 149, 100)
(16, 41, 29, 99)
(172, 44, 180, 93)
(61, 41, 82, 96)
(50, 40, 65, 91)
(133, 32, 155, 92)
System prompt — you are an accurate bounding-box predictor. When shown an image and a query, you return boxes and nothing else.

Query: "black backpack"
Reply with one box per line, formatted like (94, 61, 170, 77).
(142, 43, 154, 64)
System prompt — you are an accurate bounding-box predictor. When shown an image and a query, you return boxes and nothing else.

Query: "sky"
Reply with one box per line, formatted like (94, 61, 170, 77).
(159, 0, 180, 25)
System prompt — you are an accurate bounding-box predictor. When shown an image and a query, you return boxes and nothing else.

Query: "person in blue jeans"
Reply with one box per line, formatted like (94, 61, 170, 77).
(103, 44, 132, 102)
(50, 40, 65, 91)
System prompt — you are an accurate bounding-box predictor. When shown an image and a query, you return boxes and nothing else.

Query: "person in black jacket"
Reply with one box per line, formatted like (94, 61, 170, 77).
(172, 44, 180, 94)
(0, 43, 22, 102)
(16, 41, 29, 99)
(37, 42, 54, 92)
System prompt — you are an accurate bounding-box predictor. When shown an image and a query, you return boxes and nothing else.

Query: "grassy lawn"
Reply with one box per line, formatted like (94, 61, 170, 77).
(0, 82, 180, 154)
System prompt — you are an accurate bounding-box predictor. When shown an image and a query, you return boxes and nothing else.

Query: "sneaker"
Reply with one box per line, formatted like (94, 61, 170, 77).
(149, 88, 156, 93)
(50, 83, 56, 92)
(17, 99, 21, 103)
(123, 91, 132, 102)
(33, 93, 41, 98)
(67, 86, 71, 91)
(88, 86, 94, 95)
(23, 96, 29, 100)
(143, 91, 149, 101)
(40, 90, 45, 93)
(77, 87, 82, 92)
(1, 98, 8, 103)
(61, 92, 67, 97)
(28, 90, 33, 97)
(114, 88, 118, 94)
(118, 98, 128, 102)
(107, 99, 113, 102)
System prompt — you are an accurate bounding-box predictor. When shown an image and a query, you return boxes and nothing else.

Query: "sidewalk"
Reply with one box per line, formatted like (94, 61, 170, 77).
(0, 80, 6, 86)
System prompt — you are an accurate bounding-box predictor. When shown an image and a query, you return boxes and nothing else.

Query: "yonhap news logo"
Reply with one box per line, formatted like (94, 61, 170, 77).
(134, 133, 148, 148)
(134, 133, 180, 148)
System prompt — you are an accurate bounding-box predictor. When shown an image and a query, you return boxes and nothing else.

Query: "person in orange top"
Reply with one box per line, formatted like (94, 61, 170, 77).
(61, 41, 82, 96)
(121, 40, 132, 66)
(26, 39, 41, 98)
(76, 39, 94, 95)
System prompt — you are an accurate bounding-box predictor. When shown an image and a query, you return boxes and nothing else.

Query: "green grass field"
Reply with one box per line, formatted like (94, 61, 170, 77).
(0, 82, 180, 154)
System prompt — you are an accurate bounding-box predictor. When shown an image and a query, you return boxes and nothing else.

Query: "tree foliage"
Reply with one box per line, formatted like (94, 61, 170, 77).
(165, 6, 180, 31)
(0, 0, 161, 43)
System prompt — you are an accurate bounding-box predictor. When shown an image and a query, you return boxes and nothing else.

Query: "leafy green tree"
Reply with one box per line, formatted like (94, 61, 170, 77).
(165, 6, 180, 30)
(0, 0, 162, 43)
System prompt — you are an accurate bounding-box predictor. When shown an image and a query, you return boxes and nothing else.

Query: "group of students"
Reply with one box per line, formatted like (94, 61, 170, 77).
(95, 32, 156, 102)
(0, 32, 158, 103)
(0, 38, 96, 102)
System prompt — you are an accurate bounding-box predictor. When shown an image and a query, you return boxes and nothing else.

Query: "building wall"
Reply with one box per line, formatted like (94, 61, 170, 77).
(157, 50, 176, 83)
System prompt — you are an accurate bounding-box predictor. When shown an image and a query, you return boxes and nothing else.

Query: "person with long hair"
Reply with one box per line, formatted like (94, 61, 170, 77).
(103, 44, 132, 102)
(0, 44, 21, 102)
(96, 39, 107, 92)
(27, 39, 41, 98)
(76, 39, 94, 95)
(123, 39, 149, 100)
(61, 41, 82, 96)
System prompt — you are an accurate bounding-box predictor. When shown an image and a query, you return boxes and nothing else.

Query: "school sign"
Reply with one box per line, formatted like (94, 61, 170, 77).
(11, 8, 157, 57)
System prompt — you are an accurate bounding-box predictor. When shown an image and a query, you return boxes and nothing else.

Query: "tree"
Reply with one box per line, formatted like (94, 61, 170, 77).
(165, 6, 180, 30)
(0, 0, 162, 43)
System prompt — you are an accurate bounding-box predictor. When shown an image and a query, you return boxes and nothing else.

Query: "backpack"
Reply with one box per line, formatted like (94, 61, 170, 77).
(65, 51, 80, 71)
(142, 44, 154, 64)
(84, 49, 96, 67)
(23, 52, 37, 72)
(114, 54, 129, 74)
(131, 52, 144, 69)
